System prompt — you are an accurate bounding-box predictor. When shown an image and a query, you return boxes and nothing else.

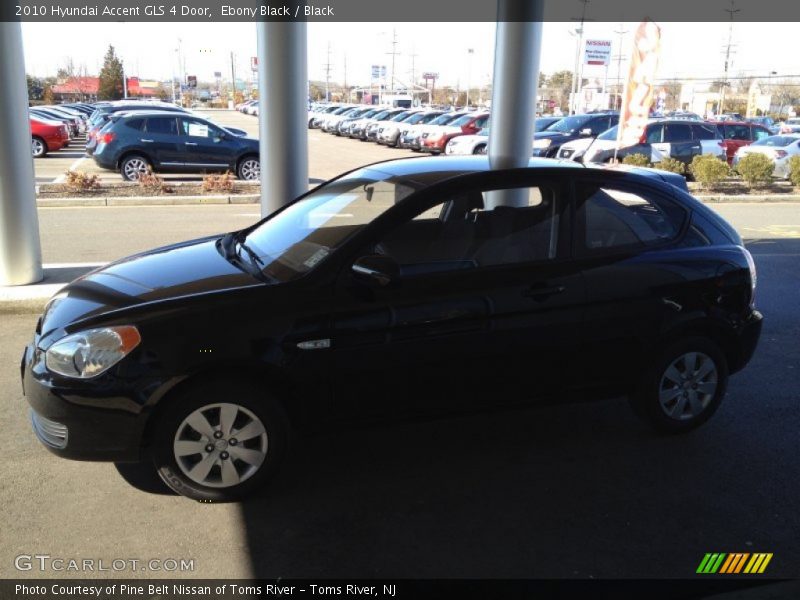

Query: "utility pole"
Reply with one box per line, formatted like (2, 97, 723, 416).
(343, 53, 347, 101)
(570, 0, 589, 114)
(613, 23, 628, 110)
(466, 48, 474, 107)
(324, 41, 332, 101)
(719, 0, 740, 115)
(388, 28, 398, 94)
(230, 51, 236, 103)
(409, 45, 418, 88)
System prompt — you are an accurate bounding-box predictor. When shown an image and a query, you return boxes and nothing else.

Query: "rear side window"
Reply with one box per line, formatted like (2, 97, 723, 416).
(723, 124, 750, 141)
(664, 123, 693, 143)
(577, 184, 685, 253)
(645, 124, 664, 143)
(145, 117, 179, 135)
(753, 127, 770, 141)
(692, 123, 718, 140)
(125, 118, 144, 131)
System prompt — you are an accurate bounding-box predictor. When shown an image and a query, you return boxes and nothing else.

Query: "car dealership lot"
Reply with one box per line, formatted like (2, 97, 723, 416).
(33, 110, 418, 185)
(1, 201, 799, 577)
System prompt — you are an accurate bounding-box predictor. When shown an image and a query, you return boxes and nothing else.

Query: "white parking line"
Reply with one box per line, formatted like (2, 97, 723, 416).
(53, 156, 87, 183)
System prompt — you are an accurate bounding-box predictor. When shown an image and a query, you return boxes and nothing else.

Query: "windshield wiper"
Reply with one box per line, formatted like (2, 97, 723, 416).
(219, 231, 269, 282)
(233, 230, 264, 267)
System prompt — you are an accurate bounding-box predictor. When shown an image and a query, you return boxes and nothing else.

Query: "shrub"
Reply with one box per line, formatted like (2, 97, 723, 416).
(653, 157, 686, 175)
(622, 153, 651, 167)
(787, 155, 800, 187)
(137, 171, 173, 195)
(690, 154, 730, 189)
(734, 153, 775, 187)
(63, 170, 100, 192)
(202, 171, 236, 193)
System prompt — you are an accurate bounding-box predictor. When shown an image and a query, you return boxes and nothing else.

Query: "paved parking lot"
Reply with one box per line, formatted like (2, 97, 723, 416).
(33, 109, 418, 185)
(1, 194, 799, 579)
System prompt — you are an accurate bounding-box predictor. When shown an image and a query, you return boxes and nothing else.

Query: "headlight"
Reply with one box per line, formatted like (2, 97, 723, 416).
(45, 325, 141, 379)
(532, 139, 552, 149)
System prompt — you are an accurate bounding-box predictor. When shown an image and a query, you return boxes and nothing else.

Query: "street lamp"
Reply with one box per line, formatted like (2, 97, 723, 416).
(466, 48, 474, 108)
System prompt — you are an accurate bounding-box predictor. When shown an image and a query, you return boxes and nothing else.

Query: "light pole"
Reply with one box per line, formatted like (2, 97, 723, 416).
(570, 0, 590, 114)
(466, 48, 474, 108)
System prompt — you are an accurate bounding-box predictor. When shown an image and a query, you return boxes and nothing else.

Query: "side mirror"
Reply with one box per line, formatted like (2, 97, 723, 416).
(579, 127, 593, 136)
(351, 255, 399, 286)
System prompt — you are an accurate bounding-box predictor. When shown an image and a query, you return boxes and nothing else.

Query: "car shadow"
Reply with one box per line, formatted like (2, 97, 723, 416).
(114, 462, 175, 496)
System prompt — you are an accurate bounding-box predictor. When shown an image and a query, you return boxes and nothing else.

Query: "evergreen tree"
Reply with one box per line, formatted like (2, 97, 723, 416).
(97, 45, 124, 100)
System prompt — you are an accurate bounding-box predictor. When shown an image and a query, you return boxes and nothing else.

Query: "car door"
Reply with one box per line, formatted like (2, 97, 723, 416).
(327, 172, 585, 422)
(721, 123, 751, 162)
(657, 122, 699, 165)
(141, 116, 182, 168)
(571, 175, 689, 389)
(178, 117, 237, 169)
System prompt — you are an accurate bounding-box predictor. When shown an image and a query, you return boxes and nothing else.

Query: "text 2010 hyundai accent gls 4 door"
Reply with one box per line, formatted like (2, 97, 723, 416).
(21, 157, 762, 501)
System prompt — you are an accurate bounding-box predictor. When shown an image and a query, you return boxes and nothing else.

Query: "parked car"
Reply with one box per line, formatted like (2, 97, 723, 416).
(376, 110, 426, 146)
(747, 116, 778, 134)
(366, 109, 417, 142)
(408, 112, 466, 151)
(709, 121, 772, 164)
(314, 106, 354, 130)
(337, 107, 382, 136)
(30, 116, 70, 157)
(308, 104, 341, 128)
(30, 107, 80, 137)
(92, 111, 261, 181)
(577, 120, 726, 166)
(732, 134, 800, 179)
(531, 112, 619, 158)
(324, 106, 372, 134)
(355, 108, 408, 141)
(420, 112, 490, 154)
(778, 118, 800, 134)
(85, 102, 188, 151)
(22, 156, 762, 500)
(444, 117, 560, 156)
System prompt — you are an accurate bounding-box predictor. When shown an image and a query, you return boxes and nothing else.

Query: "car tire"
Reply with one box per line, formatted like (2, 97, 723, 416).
(473, 144, 487, 155)
(120, 155, 151, 181)
(32, 136, 47, 158)
(237, 156, 260, 181)
(152, 380, 288, 502)
(629, 336, 729, 434)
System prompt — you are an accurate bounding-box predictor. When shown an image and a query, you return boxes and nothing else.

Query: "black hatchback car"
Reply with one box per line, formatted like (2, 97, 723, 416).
(92, 111, 261, 181)
(531, 112, 619, 158)
(22, 157, 762, 501)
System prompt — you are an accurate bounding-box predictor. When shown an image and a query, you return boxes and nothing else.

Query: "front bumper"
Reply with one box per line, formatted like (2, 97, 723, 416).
(21, 343, 148, 462)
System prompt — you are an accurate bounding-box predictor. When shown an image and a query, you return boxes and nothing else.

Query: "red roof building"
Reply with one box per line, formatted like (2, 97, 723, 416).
(51, 76, 161, 101)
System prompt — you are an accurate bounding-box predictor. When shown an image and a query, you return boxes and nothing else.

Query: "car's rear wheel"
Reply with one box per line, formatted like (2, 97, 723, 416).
(152, 381, 288, 501)
(120, 155, 151, 181)
(473, 144, 487, 155)
(630, 336, 728, 433)
(237, 156, 260, 181)
(32, 136, 47, 158)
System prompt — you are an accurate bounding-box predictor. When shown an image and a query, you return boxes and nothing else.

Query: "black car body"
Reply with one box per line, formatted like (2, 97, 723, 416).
(92, 111, 261, 181)
(22, 156, 762, 500)
(531, 112, 619, 158)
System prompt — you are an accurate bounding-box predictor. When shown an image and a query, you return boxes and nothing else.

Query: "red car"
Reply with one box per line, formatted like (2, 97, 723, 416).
(421, 112, 490, 154)
(709, 121, 772, 164)
(30, 116, 70, 158)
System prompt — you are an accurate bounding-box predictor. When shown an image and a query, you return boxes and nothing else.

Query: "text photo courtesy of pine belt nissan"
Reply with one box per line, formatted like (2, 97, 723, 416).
(22, 157, 762, 501)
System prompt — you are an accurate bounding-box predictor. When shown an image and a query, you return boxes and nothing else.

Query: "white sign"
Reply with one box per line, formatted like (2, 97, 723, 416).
(371, 65, 387, 80)
(584, 39, 612, 66)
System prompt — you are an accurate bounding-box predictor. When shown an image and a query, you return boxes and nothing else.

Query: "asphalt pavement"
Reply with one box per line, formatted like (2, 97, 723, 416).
(0, 199, 798, 579)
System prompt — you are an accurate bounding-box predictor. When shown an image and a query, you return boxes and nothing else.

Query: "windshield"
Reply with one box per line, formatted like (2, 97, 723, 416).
(752, 136, 798, 147)
(547, 114, 591, 134)
(404, 112, 429, 125)
(391, 111, 414, 122)
(241, 169, 418, 282)
(598, 125, 619, 140)
(429, 113, 461, 126)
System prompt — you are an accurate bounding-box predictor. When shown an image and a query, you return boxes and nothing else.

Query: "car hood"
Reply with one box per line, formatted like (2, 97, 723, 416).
(38, 235, 260, 344)
(533, 131, 578, 143)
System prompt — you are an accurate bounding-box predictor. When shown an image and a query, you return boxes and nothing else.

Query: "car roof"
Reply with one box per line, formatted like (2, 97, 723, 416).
(114, 110, 192, 119)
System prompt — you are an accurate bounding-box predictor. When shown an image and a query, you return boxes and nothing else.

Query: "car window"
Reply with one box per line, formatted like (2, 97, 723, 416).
(752, 127, 770, 141)
(724, 124, 750, 141)
(473, 115, 490, 129)
(144, 117, 179, 135)
(645, 123, 664, 143)
(692, 123, 718, 140)
(374, 184, 562, 274)
(577, 184, 682, 252)
(125, 118, 145, 131)
(181, 118, 221, 138)
(663, 123, 693, 142)
(588, 117, 611, 136)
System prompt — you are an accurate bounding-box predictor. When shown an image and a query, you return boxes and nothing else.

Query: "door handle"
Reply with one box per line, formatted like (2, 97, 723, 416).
(522, 285, 566, 300)
(140, 138, 153, 143)
(185, 142, 198, 146)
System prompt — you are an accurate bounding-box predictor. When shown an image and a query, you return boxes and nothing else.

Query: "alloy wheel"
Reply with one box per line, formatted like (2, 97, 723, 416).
(658, 352, 718, 420)
(173, 402, 268, 488)
(123, 158, 149, 181)
(32, 138, 45, 157)
(239, 159, 260, 180)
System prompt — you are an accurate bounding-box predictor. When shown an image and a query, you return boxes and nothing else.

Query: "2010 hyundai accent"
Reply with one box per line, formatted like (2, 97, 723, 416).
(21, 157, 762, 501)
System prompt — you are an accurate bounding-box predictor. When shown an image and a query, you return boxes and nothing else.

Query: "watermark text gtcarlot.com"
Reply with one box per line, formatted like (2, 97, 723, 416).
(15, 554, 195, 572)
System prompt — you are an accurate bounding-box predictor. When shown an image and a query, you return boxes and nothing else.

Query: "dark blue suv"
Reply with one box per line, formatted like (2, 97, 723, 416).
(92, 111, 261, 181)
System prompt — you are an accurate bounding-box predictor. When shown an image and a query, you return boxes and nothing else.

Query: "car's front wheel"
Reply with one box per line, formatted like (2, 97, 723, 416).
(32, 136, 47, 158)
(630, 336, 729, 433)
(237, 156, 260, 181)
(152, 381, 288, 501)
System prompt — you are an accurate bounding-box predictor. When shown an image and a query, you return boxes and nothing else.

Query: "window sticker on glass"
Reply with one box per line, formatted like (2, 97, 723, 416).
(187, 122, 209, 137)
(303, 247, 330, 268)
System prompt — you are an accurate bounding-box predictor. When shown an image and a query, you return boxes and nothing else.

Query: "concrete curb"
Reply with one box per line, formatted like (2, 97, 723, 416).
(694, 194, 800, 203)
(37, 194, 260, 207)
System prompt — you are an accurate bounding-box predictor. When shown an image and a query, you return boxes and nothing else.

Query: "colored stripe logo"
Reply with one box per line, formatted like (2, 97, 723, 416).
(697, 553, 773, 574)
